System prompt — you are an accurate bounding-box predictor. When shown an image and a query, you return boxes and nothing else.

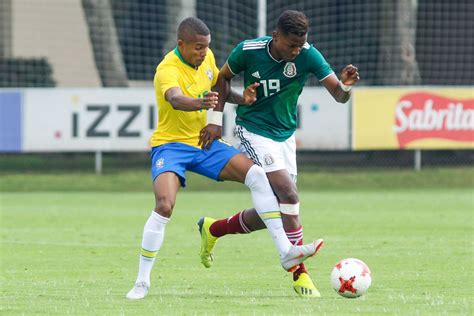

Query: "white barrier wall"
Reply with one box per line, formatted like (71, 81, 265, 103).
(221, 88, 350, 150)
(22, 89, 155, 151)
(0, 88, 350, 152)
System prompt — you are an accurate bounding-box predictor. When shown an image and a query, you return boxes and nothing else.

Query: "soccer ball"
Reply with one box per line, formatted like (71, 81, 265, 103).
(330, 258, 372, 298)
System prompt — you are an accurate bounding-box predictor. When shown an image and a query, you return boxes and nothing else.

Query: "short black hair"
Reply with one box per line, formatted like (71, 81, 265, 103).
(177, 17, 210, 41)
(276, 10, 309, 37)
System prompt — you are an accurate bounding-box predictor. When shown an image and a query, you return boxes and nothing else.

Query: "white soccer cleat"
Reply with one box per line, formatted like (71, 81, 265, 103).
(280, 239, 324, 272)
(126, 282, 149, 300)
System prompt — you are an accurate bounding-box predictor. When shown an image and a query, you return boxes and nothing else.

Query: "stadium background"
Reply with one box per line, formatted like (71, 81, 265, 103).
(1, 0, 472, 169)
(0, 1, 473, 314)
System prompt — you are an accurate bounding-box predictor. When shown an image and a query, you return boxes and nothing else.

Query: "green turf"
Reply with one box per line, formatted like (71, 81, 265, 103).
(1, 166, 473, 192)
(1, 189, 472, 315)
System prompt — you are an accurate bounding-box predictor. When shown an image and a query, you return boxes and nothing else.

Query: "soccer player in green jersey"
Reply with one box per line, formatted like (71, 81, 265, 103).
(198, 10, 359, 298)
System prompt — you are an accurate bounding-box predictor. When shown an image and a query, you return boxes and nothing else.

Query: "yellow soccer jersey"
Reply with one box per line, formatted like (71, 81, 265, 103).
(150, 47, 219, 148)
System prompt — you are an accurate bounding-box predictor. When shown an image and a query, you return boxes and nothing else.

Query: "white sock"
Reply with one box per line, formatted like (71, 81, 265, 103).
(244, 165, 292, 257)
(135, 211, 169, 285)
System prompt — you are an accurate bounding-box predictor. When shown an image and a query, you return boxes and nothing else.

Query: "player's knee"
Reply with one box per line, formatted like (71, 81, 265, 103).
(278, 190, 299, 204)
(244, 165, 269, 192)
(274, 183, 299, 204)
(154, 197, 174, 218)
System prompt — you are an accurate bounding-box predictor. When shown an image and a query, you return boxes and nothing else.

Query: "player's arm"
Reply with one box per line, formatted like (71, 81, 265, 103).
(212, 63, 234, 112)
(198, 65, 232, 149)
(214, 63, 258, 108)
(165, 87, 218, 111)
(224, 70, 259, 106)
(228, 83, 260, 105)
(199, 64, 258, 149)
(321, 64, 360, 103)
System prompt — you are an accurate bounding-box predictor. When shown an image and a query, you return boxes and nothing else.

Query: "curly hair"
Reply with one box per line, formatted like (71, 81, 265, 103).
(276, 10, 309, 37)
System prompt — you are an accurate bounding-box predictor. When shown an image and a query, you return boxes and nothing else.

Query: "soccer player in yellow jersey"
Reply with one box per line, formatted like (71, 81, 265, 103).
(126, 17, 324, 300)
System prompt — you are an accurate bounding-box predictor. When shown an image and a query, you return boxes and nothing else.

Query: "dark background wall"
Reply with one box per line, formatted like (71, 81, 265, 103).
(110, 1, 473, 85)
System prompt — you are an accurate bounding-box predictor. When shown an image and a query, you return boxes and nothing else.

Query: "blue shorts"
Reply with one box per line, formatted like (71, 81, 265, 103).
(150, 140, 240, 187)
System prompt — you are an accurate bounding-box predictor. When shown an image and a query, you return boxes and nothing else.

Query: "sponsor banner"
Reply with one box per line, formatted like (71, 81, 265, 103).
(1, 87, 349, 152)
(0, 91, 22, 152)
(353, 88, 474, 150)
(222, 87, 350, 150)
(22, 89, 156, 151)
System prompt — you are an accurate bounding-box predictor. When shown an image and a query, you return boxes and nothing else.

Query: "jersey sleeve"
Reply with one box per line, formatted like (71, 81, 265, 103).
(226, 41, 245, 75)
(207, 49, 220, 87)
(307, 46, 334, 81)
(155, 64, 180, 98)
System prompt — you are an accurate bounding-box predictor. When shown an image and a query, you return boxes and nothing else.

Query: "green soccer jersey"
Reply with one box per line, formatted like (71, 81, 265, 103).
(227, 36, 334, 141)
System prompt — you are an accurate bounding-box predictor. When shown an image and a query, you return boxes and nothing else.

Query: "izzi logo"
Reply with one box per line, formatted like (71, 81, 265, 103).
(71, 104, 156, 138)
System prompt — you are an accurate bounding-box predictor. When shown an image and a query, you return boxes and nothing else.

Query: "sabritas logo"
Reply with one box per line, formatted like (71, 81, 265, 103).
(393, 92, 474, 148)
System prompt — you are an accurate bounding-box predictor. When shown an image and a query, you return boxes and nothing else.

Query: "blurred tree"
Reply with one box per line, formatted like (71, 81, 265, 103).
(163, 0, 197, 53)
(377, 0, 421, 85)
(82, 0, 129, 87)
(0, 0, 12, 58)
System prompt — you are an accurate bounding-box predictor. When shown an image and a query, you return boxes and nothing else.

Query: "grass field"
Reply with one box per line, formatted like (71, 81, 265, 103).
(1, 166, 473, 315)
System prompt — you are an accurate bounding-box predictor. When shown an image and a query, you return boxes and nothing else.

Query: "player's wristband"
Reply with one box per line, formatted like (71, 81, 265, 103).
(208, 111, 223, 126)
(340, 81, 352, 92)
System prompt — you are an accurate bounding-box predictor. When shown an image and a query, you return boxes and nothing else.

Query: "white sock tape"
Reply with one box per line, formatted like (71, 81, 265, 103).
(280, 203, 300, 215)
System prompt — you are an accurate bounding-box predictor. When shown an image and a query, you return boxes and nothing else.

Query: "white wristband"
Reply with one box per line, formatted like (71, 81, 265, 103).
(208, 111, 223, 126)
(340, 81, 352, 92)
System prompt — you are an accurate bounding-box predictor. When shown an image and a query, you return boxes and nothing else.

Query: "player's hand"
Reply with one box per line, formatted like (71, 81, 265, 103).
(199, 91, 219, 110)
(340, 64, 360, 87)
(199, 124, 222, 149)
(242, 82, 260, 105)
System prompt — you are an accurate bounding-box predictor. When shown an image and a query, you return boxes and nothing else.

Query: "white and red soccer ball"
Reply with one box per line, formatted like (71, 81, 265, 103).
(330, 258, 372, 298)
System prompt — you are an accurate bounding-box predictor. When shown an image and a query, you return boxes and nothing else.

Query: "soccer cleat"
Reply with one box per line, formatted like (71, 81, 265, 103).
(197, 217, 218, 268)
(280, 239, 324, 272)
(126, 282, 149, 300)
(293, 272, 321, 298)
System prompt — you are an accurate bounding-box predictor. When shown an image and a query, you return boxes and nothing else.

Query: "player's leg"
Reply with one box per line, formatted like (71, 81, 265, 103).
(192, 140, 320, 271)
(208, 128, 302, 244)
(219, 154, 293, 258)
(266, 169, 320, 297)
(218, 153, 322, 271)
(205, 129, 321, 296)
(193, 142, 265, 267)
(127, 144, 191, 300)
(127, 172, 180, 299)
(209, 171, 300, 234)
(206, 207, 263, 239)
(220, 170, 309, 273)
(207, 126, 284, 236)
(266, 136, 320, 297)
(197, 205, 258, 268)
